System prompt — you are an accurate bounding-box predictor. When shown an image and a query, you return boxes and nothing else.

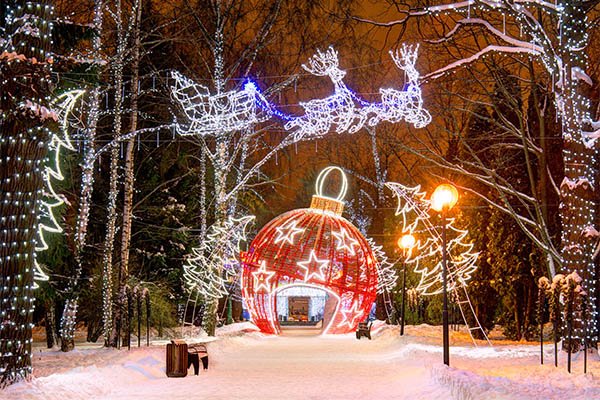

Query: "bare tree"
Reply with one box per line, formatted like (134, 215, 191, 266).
(354, 0, 600, 349)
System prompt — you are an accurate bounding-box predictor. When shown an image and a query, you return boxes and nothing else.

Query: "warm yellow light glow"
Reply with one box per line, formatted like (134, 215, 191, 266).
(398, 234, 416, 250)
(431, 184, 458, 212)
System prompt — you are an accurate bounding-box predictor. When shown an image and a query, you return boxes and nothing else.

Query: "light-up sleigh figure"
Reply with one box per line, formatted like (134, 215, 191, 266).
(285, 44, 431, 140)
(170, 71, 273, 136)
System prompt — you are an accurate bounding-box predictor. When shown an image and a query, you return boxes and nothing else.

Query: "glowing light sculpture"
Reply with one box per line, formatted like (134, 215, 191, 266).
(170, 71, 274, 136)
(170, 44, 431, 142)
(386, 182, 479, 296)
(32, 90, 86, 286)
(365, 237, 398, 294)
(183, 215, 255, 300)
(241, 167, 378, 335)
(284, 44, 431, 140)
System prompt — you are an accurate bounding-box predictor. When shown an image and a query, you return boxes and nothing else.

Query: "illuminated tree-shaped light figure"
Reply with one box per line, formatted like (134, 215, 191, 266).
(386, 182, 478, 295)
(386, 182, 491, 346)
(241, 167, 379, 335)
(182, 216, 255, 329)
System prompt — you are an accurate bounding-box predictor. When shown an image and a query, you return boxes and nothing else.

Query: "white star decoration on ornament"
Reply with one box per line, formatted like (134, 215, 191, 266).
(333, 228, 360, 255)
(297, 250, 329, 283)
(252, 260, 275, 293)
(274, 220, 305, 245)
(338, 301, 365, 328)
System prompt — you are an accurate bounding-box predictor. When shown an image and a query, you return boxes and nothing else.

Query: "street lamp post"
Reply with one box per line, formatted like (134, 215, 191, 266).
(398, 234, 415, 337)
(431, 183, 458, 367)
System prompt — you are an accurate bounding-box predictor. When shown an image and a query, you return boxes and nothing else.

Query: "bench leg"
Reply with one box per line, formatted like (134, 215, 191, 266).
(188, 353, 199, 375)
(201, 355, 208, 370)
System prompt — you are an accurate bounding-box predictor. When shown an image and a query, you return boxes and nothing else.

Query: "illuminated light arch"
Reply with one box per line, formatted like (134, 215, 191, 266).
(241, 167, 378, 334)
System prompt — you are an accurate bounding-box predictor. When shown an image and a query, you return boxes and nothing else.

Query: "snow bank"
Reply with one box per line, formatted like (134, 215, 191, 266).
(2, 323, 599, 399)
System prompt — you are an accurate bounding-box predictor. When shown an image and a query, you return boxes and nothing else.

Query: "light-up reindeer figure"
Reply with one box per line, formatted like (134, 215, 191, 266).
(284, 47, 368, 140)
(285, 45, 431, 140)
(367, 44, 431, 129)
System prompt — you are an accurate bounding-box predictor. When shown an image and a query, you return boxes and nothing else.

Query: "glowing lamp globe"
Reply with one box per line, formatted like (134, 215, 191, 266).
(431, 184, 458, 212)
(398, 234, 415, 250)
(241, 167, 378, 334)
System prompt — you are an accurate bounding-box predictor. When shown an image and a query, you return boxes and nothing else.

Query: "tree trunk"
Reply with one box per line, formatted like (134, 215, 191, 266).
(0, 0, 54, 386)
(558, 0, 598, 348)
(45, 301, 58, 349)
(60, 299, 77, 352)
(107, 0, 129, 347)
(118, 0, 142, 345)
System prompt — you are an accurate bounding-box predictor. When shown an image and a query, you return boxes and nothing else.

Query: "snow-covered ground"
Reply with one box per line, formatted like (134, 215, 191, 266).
(3, 322, 600, 399)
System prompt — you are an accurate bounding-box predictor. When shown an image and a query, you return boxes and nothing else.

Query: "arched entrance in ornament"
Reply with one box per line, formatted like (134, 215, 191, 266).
(270, 284, 341, 334)
(241, 167, 378, 335)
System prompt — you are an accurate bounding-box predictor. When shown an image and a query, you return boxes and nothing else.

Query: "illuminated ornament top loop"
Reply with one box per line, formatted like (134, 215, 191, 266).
(310, 166, 347, 216)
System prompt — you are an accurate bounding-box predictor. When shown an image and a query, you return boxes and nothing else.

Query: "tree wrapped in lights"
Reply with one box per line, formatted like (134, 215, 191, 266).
(356, 0, 600, 348)
(183, 215, 255, 334)
(0, 0, 56, 386)
(386, 182, 479, 295)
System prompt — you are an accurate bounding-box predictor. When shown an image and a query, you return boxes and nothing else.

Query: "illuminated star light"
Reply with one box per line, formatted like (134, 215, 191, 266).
(338, 300, 365, 328)
(252, 260, 276, 293)
(274, 220, 305, 245)
(297, 250, 329, 283)
(333, 228, 360, 255)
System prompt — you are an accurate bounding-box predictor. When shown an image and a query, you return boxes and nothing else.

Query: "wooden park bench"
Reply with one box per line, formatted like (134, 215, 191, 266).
(187, 343, 209, 375)
(356, 322, 372, 340)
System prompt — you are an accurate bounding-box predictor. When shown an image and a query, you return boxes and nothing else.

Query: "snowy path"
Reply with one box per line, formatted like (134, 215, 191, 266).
(2, 323, 600, 399)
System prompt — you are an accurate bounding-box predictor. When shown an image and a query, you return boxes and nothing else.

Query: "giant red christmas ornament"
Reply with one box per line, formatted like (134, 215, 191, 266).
(241, 167, 378, 334)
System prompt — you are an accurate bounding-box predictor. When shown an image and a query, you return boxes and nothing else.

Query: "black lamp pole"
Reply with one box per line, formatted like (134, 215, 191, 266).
(442, 210, 450, 366)
(400, 268, 406, 336)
